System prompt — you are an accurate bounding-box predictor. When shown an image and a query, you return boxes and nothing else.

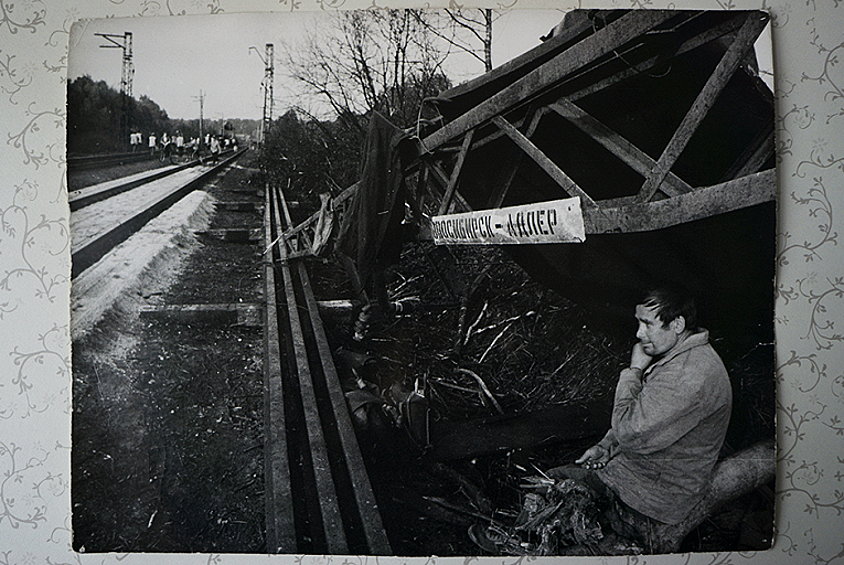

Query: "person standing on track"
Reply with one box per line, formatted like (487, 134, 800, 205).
(189, 137, 200, 161)
(148, 133, 157, 158)
(209, 135, 220, 164)
(159, 132, 170, 162)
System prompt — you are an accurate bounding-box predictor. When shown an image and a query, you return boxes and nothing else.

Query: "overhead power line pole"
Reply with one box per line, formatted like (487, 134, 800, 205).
(193, 90, 205, 153)
(97, 32, 134, 96)
(97, 31, 135, 150)
(263, 43, 274, 138)
(249, 43, 274, 144)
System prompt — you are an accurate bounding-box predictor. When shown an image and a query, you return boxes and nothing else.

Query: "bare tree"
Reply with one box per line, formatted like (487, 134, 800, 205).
(278, 10, 454, 132)
(411, 8, 497, 72)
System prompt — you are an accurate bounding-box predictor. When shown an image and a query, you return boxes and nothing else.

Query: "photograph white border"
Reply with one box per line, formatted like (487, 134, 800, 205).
(2, 0, 844, 563)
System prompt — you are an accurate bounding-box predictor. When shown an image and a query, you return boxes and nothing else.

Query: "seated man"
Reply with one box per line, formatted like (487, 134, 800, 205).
(576, 285, 732, 544)
(469, 286, 733, 554)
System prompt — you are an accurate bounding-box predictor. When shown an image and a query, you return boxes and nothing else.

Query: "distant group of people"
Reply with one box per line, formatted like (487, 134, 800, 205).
(130, 130, 234, 162)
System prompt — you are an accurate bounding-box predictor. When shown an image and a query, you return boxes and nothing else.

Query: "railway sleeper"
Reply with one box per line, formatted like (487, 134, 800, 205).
(139, 303, 263, 327)
(198, 228, 263, 243)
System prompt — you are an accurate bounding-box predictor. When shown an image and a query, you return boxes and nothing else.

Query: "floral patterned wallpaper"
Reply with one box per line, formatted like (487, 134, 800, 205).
(2, 0, 843, 563)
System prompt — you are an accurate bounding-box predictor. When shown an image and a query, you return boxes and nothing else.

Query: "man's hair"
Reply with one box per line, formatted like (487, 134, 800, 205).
(639, 285, 697, 329)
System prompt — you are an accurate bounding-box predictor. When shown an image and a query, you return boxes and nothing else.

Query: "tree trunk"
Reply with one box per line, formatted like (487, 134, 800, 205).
(484, 9, 493, 71)
(646, 438, 776, 553)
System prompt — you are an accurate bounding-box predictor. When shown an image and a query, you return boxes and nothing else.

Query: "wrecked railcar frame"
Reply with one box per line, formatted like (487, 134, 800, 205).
(281, 9, 776, 363)
(273, 9, 777, 554)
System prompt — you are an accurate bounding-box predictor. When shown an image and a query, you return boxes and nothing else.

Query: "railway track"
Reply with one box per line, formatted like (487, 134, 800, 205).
(68, 151, 154, 171)
(70, 150, 243, 278)
(263, 179, 392, 554)
(71, 149, 392, 553)
(68, 160, 197, 212)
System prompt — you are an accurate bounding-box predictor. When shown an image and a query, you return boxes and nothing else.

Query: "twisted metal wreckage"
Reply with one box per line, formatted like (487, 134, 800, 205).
(274, 9, 777, 553)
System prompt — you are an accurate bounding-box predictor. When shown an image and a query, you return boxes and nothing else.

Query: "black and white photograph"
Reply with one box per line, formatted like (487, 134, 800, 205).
(68, 8, 777, 557)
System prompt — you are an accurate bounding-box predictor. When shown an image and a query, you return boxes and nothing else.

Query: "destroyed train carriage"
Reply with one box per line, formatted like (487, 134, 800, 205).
(284, 9, 777, 364)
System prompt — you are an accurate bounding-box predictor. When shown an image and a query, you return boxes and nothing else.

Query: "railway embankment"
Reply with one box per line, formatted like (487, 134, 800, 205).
(72, 153, 267, 552)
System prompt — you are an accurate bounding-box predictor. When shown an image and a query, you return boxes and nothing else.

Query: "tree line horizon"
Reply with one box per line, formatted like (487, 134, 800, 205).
(68, 8, 509, 212)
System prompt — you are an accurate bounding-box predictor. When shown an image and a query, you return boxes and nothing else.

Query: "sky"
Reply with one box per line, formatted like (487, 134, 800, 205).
(67, 9, 567, 121)
(67, 9, 773, 122)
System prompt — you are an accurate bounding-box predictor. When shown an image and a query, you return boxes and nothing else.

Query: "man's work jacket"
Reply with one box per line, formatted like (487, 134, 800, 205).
(597, 330, 732, 525)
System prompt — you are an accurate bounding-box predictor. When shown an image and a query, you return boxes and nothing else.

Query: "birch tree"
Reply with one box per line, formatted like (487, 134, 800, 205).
(278, 10, 454, 132)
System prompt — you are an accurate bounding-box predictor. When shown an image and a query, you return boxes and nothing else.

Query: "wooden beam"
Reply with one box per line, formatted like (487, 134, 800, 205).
(487, 107, 547, 209)
(263, 183, 296, 553)
(272, 181, 359, 259)
(424, 158, 473, 212)
(438, 129, 475, 215)
(584, 168, 775, 234)
(421, 160, 446, 196)
(414, 164, 431, 212)
(441, 10, 599, 101)
(463, 13, 751, 155)
(464, 14, 749, 156)
(648, 439, 775, 554)
(566, 13, 748, 104)
(273, 188, 348, 553)
(722, 120, 775, 181)
(492, 115, 598, 208)
(426, 402, 610, 462)
(199, 228, 263, 242)
(638, 12, 770, 202)
(421, 11, 678, 152)
(403, 176, 425, 223)
(467, 113, 529, 153)
(297, 263, 393, 555)
(282, 181, 358, 241)
(550, 98, 693, 197)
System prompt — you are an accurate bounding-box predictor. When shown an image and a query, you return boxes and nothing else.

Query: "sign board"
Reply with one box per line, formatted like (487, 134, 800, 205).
(431, 197, 585, 245)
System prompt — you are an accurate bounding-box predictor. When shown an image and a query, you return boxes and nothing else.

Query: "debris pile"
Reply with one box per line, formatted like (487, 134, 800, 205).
(315, 242, 628, 423)
(468, 471, 648, 557)
(515, 476, 605, 550)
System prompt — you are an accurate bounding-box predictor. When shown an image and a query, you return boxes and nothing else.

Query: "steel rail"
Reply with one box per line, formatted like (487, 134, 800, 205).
(68, 151, 153, 171)
(67, 148, 235, 170)
(69, 161, 196, 211)
(70, 149, 245, 278)
(263, 180, 392, 555)
(69, 149, 238, 211)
